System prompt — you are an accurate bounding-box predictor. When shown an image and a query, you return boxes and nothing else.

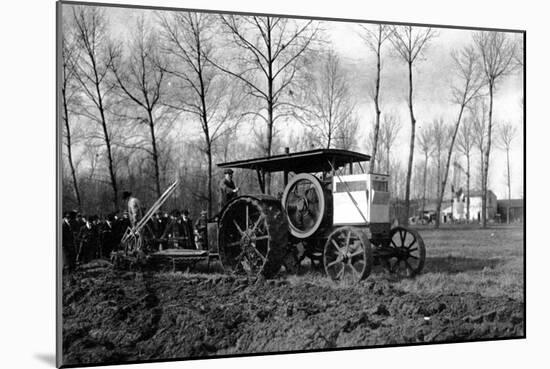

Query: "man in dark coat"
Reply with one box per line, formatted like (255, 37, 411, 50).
(162, 210, 184, 248)
(150, 211, 166, 239)
(148, 211, 167, 251)
(219, 168, 239, 212)
(77, 215, 99, 264)
(98, 213, 117, 259)
(194, 210, 208, 250)
(75, 213, 85, 229)
(181, 209, 195, 249)
(62, 211, 77, 272)
(111, 212, 128, 251)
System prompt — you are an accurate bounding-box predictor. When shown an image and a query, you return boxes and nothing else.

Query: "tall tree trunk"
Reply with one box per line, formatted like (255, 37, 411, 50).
(404, 60, 416, 225)
(506, 146, 511, 224)
(199, 86, 212, 217)
(435, 106, 465, 228)
(100, 115, 118, 212)
(96, 88, 118, 211)
(265, 101, 273, 194)
(421, 151, 428, 216)
(62, 85, 81, 210)
(370, 40, 382, 173)
(386, 146, 390, 174)
(147, 109, 162, 199)
(436, 153, 441, 209)
(264, 18, 274, 195)
(466, 153, 471, 222)
(479, 147, 484, 223)
(91, 54, 118, 211)
(207, 148, 213, 217)
(481, 82, 494, 228)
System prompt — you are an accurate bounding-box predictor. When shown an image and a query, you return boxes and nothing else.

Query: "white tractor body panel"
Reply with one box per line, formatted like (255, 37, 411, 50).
(332, 173, 390, 225)
(332, 174, 369, 225)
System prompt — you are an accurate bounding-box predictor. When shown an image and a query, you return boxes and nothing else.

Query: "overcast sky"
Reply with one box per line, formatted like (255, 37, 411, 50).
(63, 4, 524, 199)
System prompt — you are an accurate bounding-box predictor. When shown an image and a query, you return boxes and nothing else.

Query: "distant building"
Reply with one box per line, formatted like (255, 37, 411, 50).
(497, 199, 524, 223)
(437, 189, 498, 223)
(397, 189, 501, 224)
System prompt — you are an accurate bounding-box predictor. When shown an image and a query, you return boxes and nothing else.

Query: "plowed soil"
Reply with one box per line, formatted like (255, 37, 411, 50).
(62, 226, 524, 366)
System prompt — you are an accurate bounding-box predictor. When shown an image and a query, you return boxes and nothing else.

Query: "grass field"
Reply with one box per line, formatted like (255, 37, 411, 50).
(399, 224, 524, 300)
(285, 224, 525, 301)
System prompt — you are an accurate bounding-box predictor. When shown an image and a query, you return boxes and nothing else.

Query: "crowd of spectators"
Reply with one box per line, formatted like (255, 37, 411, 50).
(61, 208, 209, 273)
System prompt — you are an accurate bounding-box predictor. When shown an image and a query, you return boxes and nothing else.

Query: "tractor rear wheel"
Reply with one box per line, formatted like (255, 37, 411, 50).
(218, 195, 288, 278)
(323, 226, 373, 283)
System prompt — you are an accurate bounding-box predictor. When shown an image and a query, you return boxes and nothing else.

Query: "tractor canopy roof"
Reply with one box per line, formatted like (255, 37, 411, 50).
(217, 148, 371, 173)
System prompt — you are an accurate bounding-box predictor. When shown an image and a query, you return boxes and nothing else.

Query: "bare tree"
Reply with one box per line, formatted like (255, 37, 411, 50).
(470, 97, 488, 206)
(497, 122, 518, 223)
(417, 122, 434, 216)
(473, 31, 518, 227)
(61, 24, 82, 209)
(456, 116, 475, 221)
(358, 24, 391, 172)
(159, 12, 244, 216)
(514, 34, 524, 69)
(366, 119, 383, 170)
(434, 46, 483, 228)
(334, 114, 360, 150)
(297, 48, 356, 149)
(110, 17, 167, 198)
(210, 15, 320, 193)
(379, 112, 402, 175)
(390, 158, 407, 200)
(431, 118, 452, 212)
(389, 25, 438, 224)
(71, 6, 119, 211)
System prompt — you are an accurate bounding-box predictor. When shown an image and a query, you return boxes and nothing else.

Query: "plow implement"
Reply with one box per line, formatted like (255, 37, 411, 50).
(112, 180, 219, 272)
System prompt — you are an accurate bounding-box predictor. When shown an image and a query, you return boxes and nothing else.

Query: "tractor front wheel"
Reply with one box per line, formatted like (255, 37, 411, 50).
(323, 226, 373, 283)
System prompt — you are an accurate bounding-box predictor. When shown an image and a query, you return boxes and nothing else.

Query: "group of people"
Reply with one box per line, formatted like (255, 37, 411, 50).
(61, 210, 129, 272)
(61, 205, 209, 272)
(61, 169, 240, 272)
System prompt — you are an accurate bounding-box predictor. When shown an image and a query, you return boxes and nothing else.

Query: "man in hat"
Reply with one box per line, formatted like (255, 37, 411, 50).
(181, 209, 195, 249)
(75, 212, 85, 229)
(122, 190, 142, 228)
(162, 209, 183, 248)
(195, 210, 208, 250)
(62, 210, 77, 272)
(150, 211, 166, 239)
(77, 215, 99, 264)
(98, 213, 117, 259)
(219, 168, 239, 211)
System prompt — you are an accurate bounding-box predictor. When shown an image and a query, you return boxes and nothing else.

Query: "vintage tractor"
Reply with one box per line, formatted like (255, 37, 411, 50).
(114, 148, 425, 283)
(212, 148, 426, 283)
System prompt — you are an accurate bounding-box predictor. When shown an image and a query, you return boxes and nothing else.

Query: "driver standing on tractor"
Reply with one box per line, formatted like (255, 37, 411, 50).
(219, 168, 239, 211)
(123, 190, 142, 228)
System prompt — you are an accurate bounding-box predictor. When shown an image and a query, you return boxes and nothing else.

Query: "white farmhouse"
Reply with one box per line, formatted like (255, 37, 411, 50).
(441, 189, 498, 222)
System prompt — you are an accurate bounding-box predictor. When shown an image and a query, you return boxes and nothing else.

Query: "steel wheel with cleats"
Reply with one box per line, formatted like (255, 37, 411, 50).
(383, 226, 426, 277)
(323, 226, 373, 283)
(218, 195, 288, 278)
